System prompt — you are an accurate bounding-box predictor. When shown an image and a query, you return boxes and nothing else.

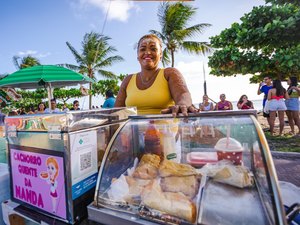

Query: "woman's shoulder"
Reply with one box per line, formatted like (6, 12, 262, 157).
(120, 74, 134, 88)
(164, 67, 180, 76)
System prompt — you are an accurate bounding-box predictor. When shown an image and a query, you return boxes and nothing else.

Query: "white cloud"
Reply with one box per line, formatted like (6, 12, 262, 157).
(78, 0, 136, 22)
(176, 61, 263, 104)
(17, 50, 51, 58)
(18, 50, 37, 56)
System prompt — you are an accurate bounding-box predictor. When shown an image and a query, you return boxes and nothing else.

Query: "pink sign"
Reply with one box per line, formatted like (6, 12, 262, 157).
(10, 148, 67, 220)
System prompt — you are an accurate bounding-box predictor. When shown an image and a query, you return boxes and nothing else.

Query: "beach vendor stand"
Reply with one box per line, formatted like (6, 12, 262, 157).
(88, 110, 288, 225)
(3, 107, 136, 224)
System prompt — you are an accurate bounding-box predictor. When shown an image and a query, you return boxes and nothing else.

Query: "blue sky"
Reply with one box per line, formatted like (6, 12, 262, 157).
(0, 0, 269, 107)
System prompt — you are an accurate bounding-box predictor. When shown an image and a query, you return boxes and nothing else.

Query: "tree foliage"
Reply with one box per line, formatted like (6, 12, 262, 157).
(208, 0, 300, 83)
(63, 32, 124, 108)
(150, 2, 211, 67)
(12, 55, 41, 69)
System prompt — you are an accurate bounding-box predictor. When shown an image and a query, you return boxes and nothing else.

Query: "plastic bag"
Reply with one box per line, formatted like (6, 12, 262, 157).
(198, 160, 254, 188)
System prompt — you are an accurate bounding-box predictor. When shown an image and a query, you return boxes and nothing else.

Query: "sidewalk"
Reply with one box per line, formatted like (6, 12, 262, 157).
(272, 151, 300, 187)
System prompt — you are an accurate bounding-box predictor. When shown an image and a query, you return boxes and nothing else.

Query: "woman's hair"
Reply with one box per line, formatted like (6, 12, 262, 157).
(38, 102, 45, 110)
(46, 157, 59, 181)
(288, 76, 298, 89)
(272, 79, 285, 96)
(137, 34, 162, 49)
(238, 95, 247, 104)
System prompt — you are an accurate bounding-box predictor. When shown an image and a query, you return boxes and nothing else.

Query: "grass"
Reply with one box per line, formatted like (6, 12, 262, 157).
(264, 132, 300, 152)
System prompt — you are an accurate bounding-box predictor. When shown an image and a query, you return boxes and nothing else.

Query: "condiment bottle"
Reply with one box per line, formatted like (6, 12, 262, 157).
(144, 121, 162, 158)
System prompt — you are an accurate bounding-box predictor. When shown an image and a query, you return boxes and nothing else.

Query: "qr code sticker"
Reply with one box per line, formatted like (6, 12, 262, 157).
(80, 152, 92, 171)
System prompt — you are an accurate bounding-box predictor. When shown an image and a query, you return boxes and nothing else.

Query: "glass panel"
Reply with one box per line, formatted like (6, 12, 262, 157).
(95, 114, 277, 225)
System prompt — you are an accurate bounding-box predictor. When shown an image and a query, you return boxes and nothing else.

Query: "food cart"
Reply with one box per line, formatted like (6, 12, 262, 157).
(4, 107, 136, 224)
(88, 110, 287, 225)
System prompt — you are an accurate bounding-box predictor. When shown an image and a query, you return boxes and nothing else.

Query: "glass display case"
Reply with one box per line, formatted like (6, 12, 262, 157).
(88, 110, 287, 225)
(5, 107, 136, 224)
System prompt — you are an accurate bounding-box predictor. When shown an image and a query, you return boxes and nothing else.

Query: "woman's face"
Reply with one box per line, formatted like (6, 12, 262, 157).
(242, 96, 248, 101)
(39, 104, 45, 110)
(47, 162, 57, 179)
(203, 95, 208, 101)
(137, 37, 162, 70)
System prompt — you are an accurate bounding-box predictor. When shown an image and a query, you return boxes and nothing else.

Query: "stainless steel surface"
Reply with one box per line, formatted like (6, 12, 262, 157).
(200, 180, 269, 225)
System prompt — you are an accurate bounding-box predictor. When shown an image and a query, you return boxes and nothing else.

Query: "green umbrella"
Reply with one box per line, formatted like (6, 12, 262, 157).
(0, 65, 94, 89)
(0, 65, 94, 110)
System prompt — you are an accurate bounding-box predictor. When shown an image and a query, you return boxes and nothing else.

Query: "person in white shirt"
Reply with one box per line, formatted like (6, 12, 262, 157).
(45, 98, 61, 113)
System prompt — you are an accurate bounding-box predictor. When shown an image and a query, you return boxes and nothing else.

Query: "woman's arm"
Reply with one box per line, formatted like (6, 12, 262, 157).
(209, 102, 214, 111)
(114, 75, 133, 107)
(163, 67, 196, 115)
(284, 90, 290, 100)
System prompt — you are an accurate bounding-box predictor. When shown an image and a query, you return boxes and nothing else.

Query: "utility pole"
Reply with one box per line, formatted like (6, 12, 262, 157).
(203, 62, 207, 95)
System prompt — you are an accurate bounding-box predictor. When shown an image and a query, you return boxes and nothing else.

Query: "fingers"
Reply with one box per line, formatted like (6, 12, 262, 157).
(161, 105, 198, 117)
(172, 105, 180, 117)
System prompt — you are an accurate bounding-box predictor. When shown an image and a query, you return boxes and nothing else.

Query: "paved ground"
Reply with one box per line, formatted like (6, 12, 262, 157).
(272, 151, 300, 187)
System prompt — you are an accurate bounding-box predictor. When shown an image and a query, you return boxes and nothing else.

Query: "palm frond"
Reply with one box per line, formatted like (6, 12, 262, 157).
(181, 41, 212, 55)
(57, 64, 80, 71)
(97, 70, 117, 79)
(95, 56, 124, 68)
(12, 56, 20, 69)
(173, 23, 212, 40)
(66, 42, 84, 65)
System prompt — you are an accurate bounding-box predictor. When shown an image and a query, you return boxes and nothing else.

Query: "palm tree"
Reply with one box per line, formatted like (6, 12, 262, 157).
(150, 2, 212, 67)
(13, 55, 41, 69)
(64, 32, 124, 109)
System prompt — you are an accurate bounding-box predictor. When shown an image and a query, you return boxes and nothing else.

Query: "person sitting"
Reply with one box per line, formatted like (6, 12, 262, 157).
(267, 79, 289, 136)
(215, 94, 233, 110)
(199, 94, 214, 111)
(35, 102, 46, 114)
(114, 34, 197, 116)
(70, 100, 80, 111)
(102, 90, 116, 108)
(237, 94, 254, 110)
(45, 98, 61, 113)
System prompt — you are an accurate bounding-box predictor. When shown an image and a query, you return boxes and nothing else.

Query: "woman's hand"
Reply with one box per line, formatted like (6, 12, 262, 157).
(161, 105, 198, 117)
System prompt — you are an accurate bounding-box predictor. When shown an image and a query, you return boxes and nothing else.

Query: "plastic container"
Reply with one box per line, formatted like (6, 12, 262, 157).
(214, 137, 244, 165)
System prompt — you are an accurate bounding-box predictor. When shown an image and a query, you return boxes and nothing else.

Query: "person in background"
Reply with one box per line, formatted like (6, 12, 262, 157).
(45, 98, 61, 113)
(27, 105, 36, 114)
(18, 107, 27, 115)
(102, 90, 116, 108)
(199, 94, 214, 111)
(70, 100, 80, 111)
(35, 102, 46, 114)
(62, 103, 70, 112)
(267, 79, 289, 136)
(115, 34, 196, 115)
(258, 76, 273, 128)
(237, 94, 254, 110)
(285, 76, 300, 135)
(215, 94, 233, 110)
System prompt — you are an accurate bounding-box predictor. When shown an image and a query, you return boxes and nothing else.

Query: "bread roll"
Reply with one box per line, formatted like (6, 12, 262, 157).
(141, 180, 196, 223)
(124, 176, 152, 204)
(133, 154, 161, 179)
(161, 175, 200, 199)
(159, 160, 197, 177)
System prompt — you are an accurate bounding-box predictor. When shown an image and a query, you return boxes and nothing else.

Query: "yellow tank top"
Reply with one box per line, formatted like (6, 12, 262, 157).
(125, 69, 175, 115)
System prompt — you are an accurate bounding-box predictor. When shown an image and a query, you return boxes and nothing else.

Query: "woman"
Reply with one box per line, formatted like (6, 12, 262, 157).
(285, 76, 300, 135)
(267, 79, 289, 136)
(35, 102, 46, 114)
(237, 94, 254, 110)
(215, 94, 233, 110)
(199, 94, 214, 111)
(115, 34, 196, 116)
